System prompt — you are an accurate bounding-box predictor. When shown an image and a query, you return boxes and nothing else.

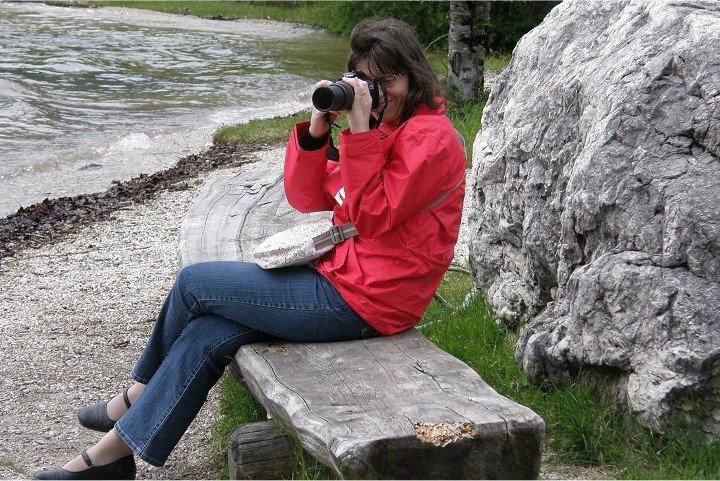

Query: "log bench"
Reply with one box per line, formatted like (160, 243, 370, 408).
(178, 169, 545, 479)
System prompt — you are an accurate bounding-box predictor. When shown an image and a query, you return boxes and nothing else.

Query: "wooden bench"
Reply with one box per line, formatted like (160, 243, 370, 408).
(179, 169, 545, 479)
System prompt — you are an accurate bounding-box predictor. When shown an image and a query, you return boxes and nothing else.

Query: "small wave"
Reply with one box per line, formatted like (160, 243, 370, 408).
(114, 132, 153, 152)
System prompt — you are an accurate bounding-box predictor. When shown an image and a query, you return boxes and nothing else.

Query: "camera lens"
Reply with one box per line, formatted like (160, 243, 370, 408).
(312, 82, 354, 112)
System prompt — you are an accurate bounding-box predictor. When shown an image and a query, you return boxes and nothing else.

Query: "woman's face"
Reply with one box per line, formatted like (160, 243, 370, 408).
(355, 60, 409, 125)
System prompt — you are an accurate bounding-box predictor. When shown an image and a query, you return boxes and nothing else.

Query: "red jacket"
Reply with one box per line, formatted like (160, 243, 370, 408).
(284, 102, 466, 335)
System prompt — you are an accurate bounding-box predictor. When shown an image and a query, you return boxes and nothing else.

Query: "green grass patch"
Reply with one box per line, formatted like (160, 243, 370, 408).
(213, 111, 309, 146)
(486, 52, 513, 71)
(446, 97, 487, 166)
(0, 459, 21, 477)
(88, 1, 329, 26)
(213, 110, 349, 150)
(206, 373, 267, 478)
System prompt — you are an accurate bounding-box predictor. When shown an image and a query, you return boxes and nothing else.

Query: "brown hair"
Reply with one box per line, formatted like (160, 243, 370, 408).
(346, 18, 442, 119)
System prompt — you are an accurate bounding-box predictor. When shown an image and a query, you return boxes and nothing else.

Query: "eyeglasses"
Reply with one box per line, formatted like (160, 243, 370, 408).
(374, 73, 402, 88)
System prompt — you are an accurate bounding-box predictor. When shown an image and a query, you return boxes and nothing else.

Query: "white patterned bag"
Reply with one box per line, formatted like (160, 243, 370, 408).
(254, 177, 463, 269)
(253, 218, 358, 269)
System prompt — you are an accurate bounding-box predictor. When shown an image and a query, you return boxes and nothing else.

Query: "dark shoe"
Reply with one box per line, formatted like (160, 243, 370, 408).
(78, 389, 132, 432)
(33, 450, 136, 480)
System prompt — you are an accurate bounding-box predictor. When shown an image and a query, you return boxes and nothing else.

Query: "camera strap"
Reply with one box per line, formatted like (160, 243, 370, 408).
(325, 113, 340, 161)
(374, 81, 389, 127)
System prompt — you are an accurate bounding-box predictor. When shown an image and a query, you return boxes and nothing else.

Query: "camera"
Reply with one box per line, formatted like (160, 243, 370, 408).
(311, 71, 380, 112)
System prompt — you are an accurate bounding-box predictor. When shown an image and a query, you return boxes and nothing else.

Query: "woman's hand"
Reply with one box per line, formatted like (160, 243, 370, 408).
(340, 76, 372, 135)
(310, 77, 372, 136)
(309, 80, 336, 139)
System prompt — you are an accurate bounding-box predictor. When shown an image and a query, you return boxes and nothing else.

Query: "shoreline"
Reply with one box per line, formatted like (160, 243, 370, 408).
(0, 144, 289, 480)
(0, 142, 268, 261)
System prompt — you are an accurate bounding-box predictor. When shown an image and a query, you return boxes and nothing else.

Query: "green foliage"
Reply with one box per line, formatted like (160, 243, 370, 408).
(289, 433, 334, 480)
(446, 96, 487, 166)
(315, 1, 450, 50)
(546, 380, 627, 466)
(213, 111, 309, 146)
(213, 111, 348, 150)
(619, 432, 720, 479)
(485, 52, 512, 72)
(94, 1, 558, 55)
(90, 1, 329, 25)
(315, 1, 560, 54)
(487, 1, 561, 53)
(208, 373, 268, 477)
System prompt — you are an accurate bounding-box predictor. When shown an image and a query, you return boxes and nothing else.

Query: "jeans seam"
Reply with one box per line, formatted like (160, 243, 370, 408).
(198, 295, 341, 313)
(119, 329, 250, 466)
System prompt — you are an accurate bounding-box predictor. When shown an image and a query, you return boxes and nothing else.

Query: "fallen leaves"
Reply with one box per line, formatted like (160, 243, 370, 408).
(414, 421, 476, 447)
(0, 143, 257, 259)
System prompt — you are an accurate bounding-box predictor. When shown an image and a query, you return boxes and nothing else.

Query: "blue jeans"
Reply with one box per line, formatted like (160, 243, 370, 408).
(113, 261, 377, 467)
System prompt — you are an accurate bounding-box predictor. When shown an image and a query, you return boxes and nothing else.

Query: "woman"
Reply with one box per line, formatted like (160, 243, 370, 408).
(33, 17, 466, 480)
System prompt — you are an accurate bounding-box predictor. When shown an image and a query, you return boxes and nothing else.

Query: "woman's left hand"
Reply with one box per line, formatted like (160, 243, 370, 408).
(341, 76, 373, 134)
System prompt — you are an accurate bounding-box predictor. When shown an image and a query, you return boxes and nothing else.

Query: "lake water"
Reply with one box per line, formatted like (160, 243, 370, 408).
(0, 3, 349, 218)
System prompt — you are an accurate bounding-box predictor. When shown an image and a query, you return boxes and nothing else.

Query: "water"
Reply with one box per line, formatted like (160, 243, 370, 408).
(0, 2, 349, 218)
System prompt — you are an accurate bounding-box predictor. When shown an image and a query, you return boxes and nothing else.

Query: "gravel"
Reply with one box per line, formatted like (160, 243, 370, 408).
(0, 147, 286, 479)
(0, 143, 473, 480)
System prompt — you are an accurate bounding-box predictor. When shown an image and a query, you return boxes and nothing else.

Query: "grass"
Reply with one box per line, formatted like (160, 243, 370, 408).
(0, 459, 21, 477)
(213, 111, 310, 146)
(87, 1, 330, 26)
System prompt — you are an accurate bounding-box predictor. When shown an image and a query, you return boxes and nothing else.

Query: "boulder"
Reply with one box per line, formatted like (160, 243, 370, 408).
(468, 0, 720, 437)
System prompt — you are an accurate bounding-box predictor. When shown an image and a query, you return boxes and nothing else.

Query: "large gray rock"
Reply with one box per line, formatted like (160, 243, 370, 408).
(468, 0, 720, 437)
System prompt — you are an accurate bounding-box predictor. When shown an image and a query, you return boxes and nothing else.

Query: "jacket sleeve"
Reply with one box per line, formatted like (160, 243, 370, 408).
(338, 118, 465, 238)
(284, 121, 335, 213)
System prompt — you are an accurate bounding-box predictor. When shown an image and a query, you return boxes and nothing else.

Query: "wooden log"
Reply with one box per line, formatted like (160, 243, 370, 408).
(234, 328, 545, 480)
(178, 169, 330, 268)
(228, 420, 295, 480)
(181, 170, 545, 479)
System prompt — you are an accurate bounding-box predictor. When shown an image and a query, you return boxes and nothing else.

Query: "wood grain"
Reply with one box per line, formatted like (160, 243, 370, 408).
(235, 329, 545, 479)
(178, 170, 330, 268)
(180, 171, 545, 479)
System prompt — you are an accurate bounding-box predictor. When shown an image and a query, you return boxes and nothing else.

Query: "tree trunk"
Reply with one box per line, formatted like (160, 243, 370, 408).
(447, 1, 490, 102)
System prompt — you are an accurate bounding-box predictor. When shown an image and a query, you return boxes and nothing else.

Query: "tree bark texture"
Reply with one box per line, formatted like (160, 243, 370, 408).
(447, 1, 490, 102)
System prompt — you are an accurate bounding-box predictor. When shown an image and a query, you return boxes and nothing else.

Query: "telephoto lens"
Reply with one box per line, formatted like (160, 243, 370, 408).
(312, 82, 355, 112)
(312, 71, 380, 112)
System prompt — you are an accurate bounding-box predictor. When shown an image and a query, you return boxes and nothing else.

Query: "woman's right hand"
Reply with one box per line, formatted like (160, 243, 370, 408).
(309, 80, 337, 138)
